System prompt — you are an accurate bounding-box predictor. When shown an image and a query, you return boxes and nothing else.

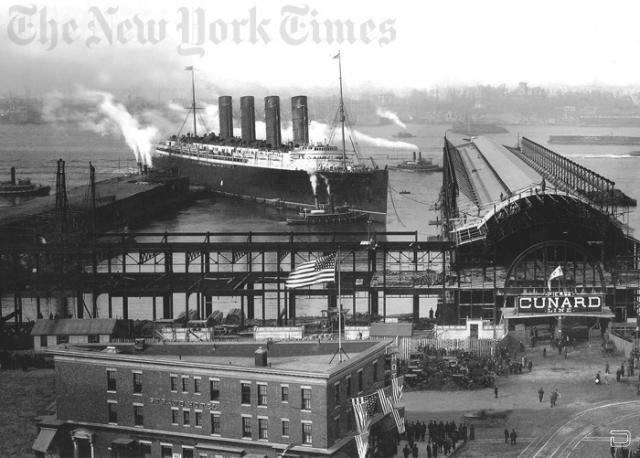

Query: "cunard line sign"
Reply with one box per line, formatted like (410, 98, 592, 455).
(516, 295, 603, 314)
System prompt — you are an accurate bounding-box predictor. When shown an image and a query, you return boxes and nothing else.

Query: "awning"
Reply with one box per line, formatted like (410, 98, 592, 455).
(32, 428, 58, 453)
(195, 443, 245, 455)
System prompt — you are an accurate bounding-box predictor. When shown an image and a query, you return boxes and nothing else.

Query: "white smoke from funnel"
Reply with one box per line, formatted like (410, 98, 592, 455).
(78, 88, 158, 167)
(376, 107, 407, 129)
(309, 173, 318, 196)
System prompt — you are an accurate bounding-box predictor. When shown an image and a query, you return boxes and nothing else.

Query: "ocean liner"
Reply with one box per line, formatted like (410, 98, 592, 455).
(153, 58, 388, 221)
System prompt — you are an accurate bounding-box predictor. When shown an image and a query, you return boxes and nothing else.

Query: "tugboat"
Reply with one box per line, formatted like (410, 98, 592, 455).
(286, 204, 369, 225)
(395, 152, 443, 172)
(0, 167, 50, 197)
(392, 131, 416, 138)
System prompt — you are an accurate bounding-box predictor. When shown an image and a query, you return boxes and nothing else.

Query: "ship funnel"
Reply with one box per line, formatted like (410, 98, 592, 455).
(264, 96, 281, 147)
(240, 96, 256, 142)
(10, 166, 15, 185)
(418, 151, 422, 161)
(412, 151, 416, 161)
(291, 95, 309, 145)
(218, 96, 234, 140)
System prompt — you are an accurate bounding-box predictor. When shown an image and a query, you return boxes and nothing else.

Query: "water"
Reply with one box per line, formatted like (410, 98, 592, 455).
(1, 122, 639, 321)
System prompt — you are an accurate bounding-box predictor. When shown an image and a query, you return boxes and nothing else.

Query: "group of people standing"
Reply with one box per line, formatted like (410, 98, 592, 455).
(400, 419, 474, 457)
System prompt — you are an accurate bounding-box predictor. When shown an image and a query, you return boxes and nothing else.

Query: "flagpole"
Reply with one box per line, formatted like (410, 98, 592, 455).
(338, 248, 342, 363)
(190, 66, 197, 137)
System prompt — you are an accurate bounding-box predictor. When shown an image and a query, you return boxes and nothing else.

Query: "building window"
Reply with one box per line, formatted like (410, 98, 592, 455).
(182, 376, 189, 393)
(107, 401, 117, 424)
(346, 376, 352, 396)
(281, 419, 290, 437)
(170, 375, 177, 392)
(133, 372, 142, 394)
(182, 448, 194, 458)
(334, 382, 341, 404)
(258, 418, 269, 440)
(242, 416, 252, 438)
(134, 404, 144, 426)
(211, 413, 221, 434)
(40, 335, 47, 347)
(241, 383, 251, 404)
(281, 385, 289, 402)
(139, 442, 152, 458)
(373, 361, 379, 382)
(183, 409, 190, 427)
(171, 408, 179, 425)
(301, 388, 311, 410)
(161, 445, 172, 458)
(88, 334, 99, 343)
(106, 369, 117, 392)
(195, 410, 202, 428)
(257, 384, 267, 406)
(194, 377, 201, 394)
(56, 335, 69, 344)
(358, 370, 363, 392)
(210, 379, 220, 401)
(302, 422, 312, 445)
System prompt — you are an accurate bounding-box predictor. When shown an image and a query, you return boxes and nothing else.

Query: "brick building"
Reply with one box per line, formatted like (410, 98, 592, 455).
(33, 340, 392, 458)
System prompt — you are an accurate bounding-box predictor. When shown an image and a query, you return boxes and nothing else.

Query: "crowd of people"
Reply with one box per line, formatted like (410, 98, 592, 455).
(398, 419, 474, 457)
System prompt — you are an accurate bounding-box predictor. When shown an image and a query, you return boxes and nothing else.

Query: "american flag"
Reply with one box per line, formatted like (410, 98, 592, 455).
(355, 431, 369, 458)
(391, 407, 405, 434)
(351, 396, 369, 433)
(285, 253, 336, 289)
(366, 393, 378, 416)
(377, 388, 393, 415)
(392, 376, 403, 405)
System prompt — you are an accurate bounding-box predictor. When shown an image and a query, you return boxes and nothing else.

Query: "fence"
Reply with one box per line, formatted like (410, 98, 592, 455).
(388, 336, 498, 361)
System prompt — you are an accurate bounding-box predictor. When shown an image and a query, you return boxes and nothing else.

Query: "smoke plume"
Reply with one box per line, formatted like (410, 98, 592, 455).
(376, 107, 407, 129)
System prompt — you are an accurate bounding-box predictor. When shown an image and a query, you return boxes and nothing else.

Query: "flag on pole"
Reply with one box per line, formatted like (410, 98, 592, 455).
(285, 253, 336, 289)
(351, 396, 369, 433)
(185, 66, 194, 70)
(547, 265, 564, 290)
(333, 51, 340, 59)
(391, 376, 403, 405)
(377, 388, 393, 415)
(355, 431, 369, 458)
(391, 407, 405, 434)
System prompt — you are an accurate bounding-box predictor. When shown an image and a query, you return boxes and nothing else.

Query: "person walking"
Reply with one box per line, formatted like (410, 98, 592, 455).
(411, 442, 418, 458)
(426, 442, 432, 458)
(504, 428, 509, 444)
(538, 387, 544, 402)
(403, 444, 410, 458)
(494, 386, 499, 398)
(564, 346, 568, 359)
(510, 429, 517, 445)
(528, 360, 533, 372)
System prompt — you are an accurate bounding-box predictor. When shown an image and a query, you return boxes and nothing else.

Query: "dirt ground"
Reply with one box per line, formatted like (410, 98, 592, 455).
(0, 368, 56, 458)
(394, 339, 640, 457)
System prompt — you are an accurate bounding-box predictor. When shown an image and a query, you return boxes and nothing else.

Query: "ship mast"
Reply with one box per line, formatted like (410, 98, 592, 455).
(336, 51, 347, 169)
(189, 66, 198, 137)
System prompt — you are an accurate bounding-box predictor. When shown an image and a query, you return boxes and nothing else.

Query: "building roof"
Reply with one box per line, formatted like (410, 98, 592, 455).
(31, 319, 119, 336)
(369, 322, 413, 337)
(48, 340, 390, 378)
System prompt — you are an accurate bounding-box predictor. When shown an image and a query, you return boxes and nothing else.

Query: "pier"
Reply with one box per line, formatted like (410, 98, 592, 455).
(1, 136, 639, 330)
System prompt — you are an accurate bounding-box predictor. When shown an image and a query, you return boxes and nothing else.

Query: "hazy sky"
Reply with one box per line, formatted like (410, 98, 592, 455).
(3, 0, 640, 96)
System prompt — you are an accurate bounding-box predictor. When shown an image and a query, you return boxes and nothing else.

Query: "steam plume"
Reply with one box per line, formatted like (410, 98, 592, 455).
(376, 107, 407, 129)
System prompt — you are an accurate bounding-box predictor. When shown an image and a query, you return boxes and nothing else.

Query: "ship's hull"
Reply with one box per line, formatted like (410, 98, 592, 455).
(152, 154, 388, 221)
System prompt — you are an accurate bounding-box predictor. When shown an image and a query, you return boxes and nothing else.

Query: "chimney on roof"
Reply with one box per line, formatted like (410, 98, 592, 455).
(254, 346, 268, 367)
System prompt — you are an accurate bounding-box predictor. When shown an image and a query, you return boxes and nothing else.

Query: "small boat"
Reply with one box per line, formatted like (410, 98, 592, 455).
(286, 205, 369, 225)
(399, 190, 411, 195)
(0, 167, 50, 197)
(395, 152, 443, 172)
(392, 131, 416, 138)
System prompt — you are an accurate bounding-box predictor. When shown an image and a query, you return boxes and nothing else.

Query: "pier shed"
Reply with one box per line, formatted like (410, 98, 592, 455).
(31, 318, 129, 351)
